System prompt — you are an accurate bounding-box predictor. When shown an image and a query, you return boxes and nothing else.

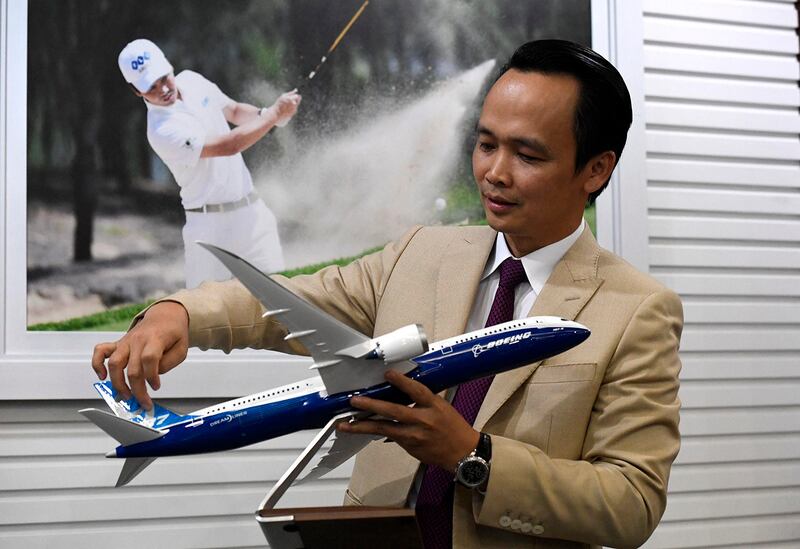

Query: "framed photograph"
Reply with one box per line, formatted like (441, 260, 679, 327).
(2, 0, 636, 399)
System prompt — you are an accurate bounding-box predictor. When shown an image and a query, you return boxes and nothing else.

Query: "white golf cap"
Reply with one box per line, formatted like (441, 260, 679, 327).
(118, 39, 173, 93)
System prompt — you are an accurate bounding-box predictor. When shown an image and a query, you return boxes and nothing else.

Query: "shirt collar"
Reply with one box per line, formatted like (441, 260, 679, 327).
(482, 219, 586, 295)
(144, 97, 175, 112)
(144, 87, 184, 112)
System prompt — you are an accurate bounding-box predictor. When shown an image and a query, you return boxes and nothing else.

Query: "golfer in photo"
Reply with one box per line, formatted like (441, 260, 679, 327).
(118, 38, 300, 288)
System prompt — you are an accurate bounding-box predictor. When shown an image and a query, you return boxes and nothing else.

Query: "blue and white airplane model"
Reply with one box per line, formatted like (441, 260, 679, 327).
(81, 243, 590, 489)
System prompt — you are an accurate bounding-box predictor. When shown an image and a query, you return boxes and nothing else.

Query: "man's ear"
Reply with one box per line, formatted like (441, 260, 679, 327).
(583, 151, 616, 195)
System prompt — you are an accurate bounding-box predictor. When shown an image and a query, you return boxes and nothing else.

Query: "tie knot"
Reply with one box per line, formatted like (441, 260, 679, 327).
(498, 257, 527, 289)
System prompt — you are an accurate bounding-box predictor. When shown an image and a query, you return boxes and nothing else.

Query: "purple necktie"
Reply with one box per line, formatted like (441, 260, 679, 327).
(416, 257, 528, 549)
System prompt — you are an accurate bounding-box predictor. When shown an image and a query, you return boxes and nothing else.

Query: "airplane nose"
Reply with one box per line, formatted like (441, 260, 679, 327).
(572, 327, 591, 344)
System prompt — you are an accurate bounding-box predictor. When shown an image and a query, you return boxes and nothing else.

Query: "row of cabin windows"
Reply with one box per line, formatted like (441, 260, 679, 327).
(206, 382, 310, 414)
(435, 322, 531, 348)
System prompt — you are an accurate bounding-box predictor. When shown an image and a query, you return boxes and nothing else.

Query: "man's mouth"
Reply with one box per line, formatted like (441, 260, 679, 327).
(483, 193, 517, 213)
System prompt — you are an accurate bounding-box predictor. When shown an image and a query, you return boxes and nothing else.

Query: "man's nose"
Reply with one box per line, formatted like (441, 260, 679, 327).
(162, 84, 169, 94)
(486, 151, 512, 186)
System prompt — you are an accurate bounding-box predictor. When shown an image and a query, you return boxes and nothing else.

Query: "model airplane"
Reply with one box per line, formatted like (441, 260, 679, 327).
(81, 243, 590, 489)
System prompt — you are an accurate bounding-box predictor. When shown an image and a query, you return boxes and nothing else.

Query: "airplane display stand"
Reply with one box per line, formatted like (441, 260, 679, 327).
(255, 413, 422, 548)
(257, 506, 421, 549)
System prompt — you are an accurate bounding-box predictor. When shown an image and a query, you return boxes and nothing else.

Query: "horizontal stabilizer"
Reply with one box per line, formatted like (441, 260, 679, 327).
(116, 457, 156, 488)
(92, 381, 194, 429)
(79, 408, 165, 446)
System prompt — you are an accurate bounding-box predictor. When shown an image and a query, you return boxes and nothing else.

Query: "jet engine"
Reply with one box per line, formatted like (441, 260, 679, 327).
(336, 324, 429, 364)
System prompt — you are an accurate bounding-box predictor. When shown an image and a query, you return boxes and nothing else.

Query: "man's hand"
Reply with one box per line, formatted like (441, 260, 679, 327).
(91, 301, 190, 411)
(203, 89, 302, 157)
(337, 370, 480, 471)
(271, 88, 301, 127)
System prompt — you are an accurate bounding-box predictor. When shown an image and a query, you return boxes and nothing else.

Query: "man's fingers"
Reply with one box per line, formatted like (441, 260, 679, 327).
(107, 343, 132, 399)
(338, 418, 406, 441)
(385, 370, 435, 405)
(140, 340, 164, 392)
(350, 395, 418, 424)
(126, 344, 153, 411)
(91, 342, 116, 379)
(159, 339, 189, 374)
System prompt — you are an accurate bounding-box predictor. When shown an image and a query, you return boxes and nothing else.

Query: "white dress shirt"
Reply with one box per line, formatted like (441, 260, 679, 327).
(146, 70, 254, 209)
(465, 219, 586, 332)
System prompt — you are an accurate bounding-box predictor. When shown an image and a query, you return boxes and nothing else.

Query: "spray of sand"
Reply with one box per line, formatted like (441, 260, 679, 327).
(255, 59, 495, 268)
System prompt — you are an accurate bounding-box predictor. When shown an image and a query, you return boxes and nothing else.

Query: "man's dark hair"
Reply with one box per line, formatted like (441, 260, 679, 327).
(497, 40, 633, 204)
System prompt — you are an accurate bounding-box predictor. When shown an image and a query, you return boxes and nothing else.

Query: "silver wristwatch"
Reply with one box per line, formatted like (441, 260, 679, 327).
(454, 432, 492, 490)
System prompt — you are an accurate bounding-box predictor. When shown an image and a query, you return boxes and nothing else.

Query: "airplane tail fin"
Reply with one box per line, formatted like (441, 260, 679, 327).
(79, 408, 164, 487)
(92, 381, 194, 429)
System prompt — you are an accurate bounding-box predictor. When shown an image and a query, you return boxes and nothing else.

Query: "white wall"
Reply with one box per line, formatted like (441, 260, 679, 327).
(0, 399, 351, 549)
(634, 0, 800, 546)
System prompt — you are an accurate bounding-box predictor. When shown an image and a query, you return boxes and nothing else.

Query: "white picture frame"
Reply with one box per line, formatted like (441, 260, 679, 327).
(0, 0, 645, 399)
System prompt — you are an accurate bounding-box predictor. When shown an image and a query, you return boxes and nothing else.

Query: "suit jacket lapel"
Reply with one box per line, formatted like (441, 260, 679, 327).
(474, 228, 604, 431)
(433, 227, 496, 341)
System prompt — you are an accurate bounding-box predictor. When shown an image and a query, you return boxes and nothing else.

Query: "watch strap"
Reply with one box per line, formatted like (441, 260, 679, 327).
(475, 432, 492, 462)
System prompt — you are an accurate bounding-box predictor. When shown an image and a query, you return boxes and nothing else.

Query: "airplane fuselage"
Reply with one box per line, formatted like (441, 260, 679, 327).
(112, 317, 588, 459)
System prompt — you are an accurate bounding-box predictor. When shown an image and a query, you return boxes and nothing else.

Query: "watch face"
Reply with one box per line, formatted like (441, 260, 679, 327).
(457, 457, 489, 488)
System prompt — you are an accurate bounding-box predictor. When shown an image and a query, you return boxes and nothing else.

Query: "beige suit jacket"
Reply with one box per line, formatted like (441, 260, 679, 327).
(170, 224, 682, 549)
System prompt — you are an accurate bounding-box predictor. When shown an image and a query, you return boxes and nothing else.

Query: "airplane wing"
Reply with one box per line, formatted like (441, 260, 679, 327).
(198, 242, 416, 395)
(294, 427, 383, 485)
(259, 411, 383, 510)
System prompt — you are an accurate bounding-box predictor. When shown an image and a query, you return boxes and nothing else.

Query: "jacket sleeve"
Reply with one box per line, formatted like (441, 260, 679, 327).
(472, 289, 683, 548)
(153, 226, 424, 353)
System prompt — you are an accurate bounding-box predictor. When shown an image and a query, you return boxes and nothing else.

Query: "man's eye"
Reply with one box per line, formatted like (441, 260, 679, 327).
(478, 142, 495, 152)
(519, 153, 540, 163)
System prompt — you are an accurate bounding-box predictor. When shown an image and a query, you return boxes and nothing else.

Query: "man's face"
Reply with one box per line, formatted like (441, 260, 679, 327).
(138, 73, 178, 106)
(472, 69, 594, 256)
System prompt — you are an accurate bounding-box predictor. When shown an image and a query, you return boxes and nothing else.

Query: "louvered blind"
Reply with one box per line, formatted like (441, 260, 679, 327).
(641, 1, 800, 546)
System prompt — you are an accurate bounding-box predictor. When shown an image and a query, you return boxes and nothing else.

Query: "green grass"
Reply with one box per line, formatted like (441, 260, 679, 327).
(28, 247, 385, 332)
(29, 204, 596, 332)
(28, 300, 158, 332)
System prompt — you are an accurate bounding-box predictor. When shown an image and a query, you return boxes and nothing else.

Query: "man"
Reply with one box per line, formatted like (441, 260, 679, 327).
(95, 40, 682, 548)
(118, 39, 301, 288)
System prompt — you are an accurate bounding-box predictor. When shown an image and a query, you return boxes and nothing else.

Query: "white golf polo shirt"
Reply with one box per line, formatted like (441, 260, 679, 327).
(145, 70, 254, 209)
